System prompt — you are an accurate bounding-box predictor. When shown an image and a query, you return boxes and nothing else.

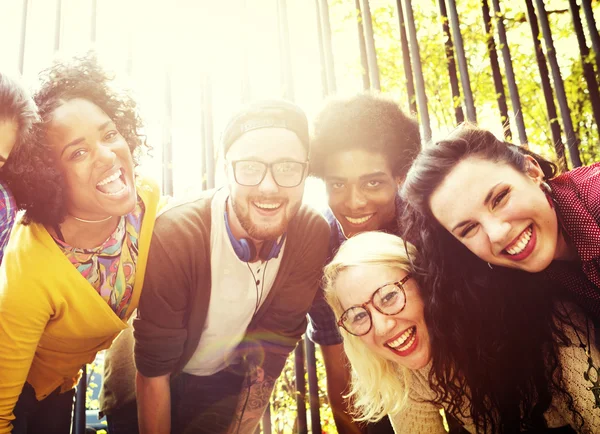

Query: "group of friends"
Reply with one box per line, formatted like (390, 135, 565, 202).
(0, 54, 600, 434)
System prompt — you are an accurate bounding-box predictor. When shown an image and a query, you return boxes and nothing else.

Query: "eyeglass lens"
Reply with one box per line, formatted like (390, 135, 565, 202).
(341, 283, 406, 336)
(234, 160, 305, 187)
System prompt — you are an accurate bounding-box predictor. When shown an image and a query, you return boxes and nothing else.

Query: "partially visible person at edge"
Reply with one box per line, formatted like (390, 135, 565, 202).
(0, 72, 38, 264)
(401, 123, 600, 323)
(306, 93, 420, 434)
(324, 231, 600, 433)
(132, 100, 330, 434)
(0, 54, 162, 434)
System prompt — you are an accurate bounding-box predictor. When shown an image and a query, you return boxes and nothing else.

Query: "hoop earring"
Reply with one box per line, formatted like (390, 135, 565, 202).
(488, 262, 493, 270)
(541, 181, 555, 209)
(541, 181, 552, 194)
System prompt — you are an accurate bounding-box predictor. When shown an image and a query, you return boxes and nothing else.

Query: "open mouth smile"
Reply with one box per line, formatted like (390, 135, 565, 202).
(96, 168, 128, 197)
(501, 224, 536, 261)
(385, 325, 418, 355)
(344, 214, 374, 225)
(252, 200, 285, 216)
(253, 201, 282, 210)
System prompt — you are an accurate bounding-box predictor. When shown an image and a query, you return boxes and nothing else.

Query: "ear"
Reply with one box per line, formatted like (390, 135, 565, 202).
(523, 155, 544, 185)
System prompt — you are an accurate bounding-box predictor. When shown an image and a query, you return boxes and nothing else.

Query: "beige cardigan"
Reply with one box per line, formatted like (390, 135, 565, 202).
(389, 305, 600, 434)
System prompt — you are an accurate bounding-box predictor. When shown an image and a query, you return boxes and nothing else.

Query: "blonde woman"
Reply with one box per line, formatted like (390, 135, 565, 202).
(323, 231, 600, 433)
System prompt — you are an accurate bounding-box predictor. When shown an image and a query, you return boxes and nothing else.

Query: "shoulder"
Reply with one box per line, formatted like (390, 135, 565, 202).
(550, 163, 600, 221)
(1, 222, 52, 293)
(550, 163, 600, 196)
(157, 189, 215, 224)
(136, 176, 160, 202)
(288, 203, 330, 242)
(148, 189, 217, 247)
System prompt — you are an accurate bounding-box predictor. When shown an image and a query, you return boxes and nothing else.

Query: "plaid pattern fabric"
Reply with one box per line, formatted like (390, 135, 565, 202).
(0, 181, 16, 265)
(306, 195, 404, 346)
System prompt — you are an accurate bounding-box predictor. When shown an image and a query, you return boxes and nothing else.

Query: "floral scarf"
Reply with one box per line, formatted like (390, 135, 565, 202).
(54, 198, 145, 319)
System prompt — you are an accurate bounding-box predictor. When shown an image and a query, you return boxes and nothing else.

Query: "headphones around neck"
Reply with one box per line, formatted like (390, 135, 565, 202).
(224, 210, 286, 262)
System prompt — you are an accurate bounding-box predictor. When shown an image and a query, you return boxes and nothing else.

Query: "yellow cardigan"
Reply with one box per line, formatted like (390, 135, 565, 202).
(0, 176, 161, 433)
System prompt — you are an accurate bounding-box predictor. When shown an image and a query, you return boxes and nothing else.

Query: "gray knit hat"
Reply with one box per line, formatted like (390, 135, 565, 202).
(221, 99, 309, 154)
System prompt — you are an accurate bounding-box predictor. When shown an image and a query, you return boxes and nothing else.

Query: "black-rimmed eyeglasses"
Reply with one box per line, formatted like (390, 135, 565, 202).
(229, 160, 308, 188)
(337, 274, 411, 337)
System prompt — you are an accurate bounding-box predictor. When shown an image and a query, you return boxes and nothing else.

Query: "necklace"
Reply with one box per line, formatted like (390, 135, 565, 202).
(562, 302, 600, 408)
(72, 215, 113, 223)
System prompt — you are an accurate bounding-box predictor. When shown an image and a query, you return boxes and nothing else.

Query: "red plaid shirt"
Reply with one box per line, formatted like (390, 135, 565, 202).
(546, 162, 600, 318)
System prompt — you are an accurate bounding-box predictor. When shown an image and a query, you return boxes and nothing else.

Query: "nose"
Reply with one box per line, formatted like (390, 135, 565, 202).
(95, 145, 117, 167)
(371, 310, 395, 337)
(345, 185, 367, 211)
(257, 167, 279, 194)
(484, 217, 511, 245)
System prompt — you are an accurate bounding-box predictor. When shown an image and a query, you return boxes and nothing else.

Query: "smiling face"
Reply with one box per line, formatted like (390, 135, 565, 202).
(225, 127, 307, 241)
(0, 120, 18, 169)
(46, 98, 137, 221)
(429, 156, 565, 272)
(334, 264, 431, 370)
(324, 149, 400, 238)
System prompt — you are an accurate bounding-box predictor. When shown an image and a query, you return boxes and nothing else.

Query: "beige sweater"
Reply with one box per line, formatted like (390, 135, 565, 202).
(389, 305, 600, 434)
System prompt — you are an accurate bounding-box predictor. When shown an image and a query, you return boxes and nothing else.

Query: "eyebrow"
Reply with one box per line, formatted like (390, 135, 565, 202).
(451, 182, 501, 233)
(325, 171, 389, 182)
(59, 121, 113, 157)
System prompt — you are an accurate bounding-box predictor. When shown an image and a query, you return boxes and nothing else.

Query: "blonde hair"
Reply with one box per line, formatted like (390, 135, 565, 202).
(323, 231, 420, 422)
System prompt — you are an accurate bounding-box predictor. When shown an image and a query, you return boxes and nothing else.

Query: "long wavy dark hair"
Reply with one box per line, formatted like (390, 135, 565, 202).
(5, 53, 149, 227)
(400, 124, 580, 432)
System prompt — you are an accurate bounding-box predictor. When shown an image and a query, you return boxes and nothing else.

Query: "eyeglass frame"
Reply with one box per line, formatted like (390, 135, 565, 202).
(228, 159, 309, 188)
(337, 273, 412, 337)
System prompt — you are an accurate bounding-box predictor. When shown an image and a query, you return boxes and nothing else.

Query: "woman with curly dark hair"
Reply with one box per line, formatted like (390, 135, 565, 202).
(0, 55, 162, 434)
(325, 231, 599, 433)
(0, 72, 37, 263)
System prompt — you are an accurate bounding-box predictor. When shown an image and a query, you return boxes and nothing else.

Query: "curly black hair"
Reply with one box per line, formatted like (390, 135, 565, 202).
(0, 72, 38, 172)
(310, 92, 421, 179)
(400, 124, 581, 432)
(5, 53, 149, 227)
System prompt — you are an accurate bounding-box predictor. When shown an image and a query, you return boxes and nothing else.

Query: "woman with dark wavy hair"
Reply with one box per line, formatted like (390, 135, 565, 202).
(325, 231, 599, 433)
(401, 123, 600, 319)
(0, 55, 162, 434)
(0, 72, 37, 263)
(399, 123, 600, 432)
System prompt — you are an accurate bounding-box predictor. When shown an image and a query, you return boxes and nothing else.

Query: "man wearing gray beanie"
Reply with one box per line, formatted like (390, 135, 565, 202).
(133, 99, 329, 434)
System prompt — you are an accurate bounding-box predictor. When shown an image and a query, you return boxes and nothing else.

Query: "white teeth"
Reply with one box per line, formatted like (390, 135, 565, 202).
(387, 326, 416, 351)
(345, 214, 373, 225)
(254, 202, 281, 210)
(97, 170, 121, 186)
(103, 185, 127, 196)
(506, 226, 532, 255)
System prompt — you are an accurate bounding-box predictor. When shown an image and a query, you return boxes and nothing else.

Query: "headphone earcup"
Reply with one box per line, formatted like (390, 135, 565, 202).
(226, 210, 256, 262)
(238, 238, 256, 262)
(258, 234, 286, 261)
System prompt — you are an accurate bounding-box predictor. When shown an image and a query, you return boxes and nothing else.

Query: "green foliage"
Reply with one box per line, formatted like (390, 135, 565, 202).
(86, 361, 103, 411)
(329, 0, 600, 168)
(268, 344, 336, 433)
